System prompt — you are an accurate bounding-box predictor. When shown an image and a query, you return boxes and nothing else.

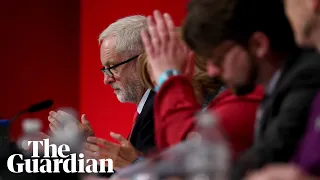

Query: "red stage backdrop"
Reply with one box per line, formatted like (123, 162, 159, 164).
(0, 0, 186, 141)
(0, 0, 80, 140)
(80, 0, 187, 141)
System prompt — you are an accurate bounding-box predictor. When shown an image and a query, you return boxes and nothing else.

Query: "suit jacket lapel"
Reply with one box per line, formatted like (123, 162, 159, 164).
(129, 91, 155, 144)
(255, 48, 302, 139)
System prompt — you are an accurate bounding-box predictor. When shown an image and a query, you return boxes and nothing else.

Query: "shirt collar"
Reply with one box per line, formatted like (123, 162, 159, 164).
(137, 89, 151, 114)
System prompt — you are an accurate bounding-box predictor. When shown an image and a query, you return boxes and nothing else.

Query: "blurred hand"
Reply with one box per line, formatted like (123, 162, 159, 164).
(245, 164, 319, 180)
(84, 132, 139, 171)
(48, 110, 94, 137)
(141, 10, 195, 83)
(39, 132, 50, 139)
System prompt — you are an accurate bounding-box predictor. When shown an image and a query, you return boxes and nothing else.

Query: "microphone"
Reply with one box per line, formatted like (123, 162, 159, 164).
(0, 100, 56, 179)
(10, 99, 54, 122)
(26, 99, 53, 113)
(0, 99, 54, 160)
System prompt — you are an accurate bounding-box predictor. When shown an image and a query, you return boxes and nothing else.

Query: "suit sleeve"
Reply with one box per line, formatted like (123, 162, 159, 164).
(154, 75, 201, 150)
(231, 70, 320, 179)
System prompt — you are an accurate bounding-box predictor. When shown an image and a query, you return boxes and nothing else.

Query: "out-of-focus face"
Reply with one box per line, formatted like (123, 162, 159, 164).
(100, 38, 142, 103)
(283, 0, 316, 46)
(206, 41, 258, 96)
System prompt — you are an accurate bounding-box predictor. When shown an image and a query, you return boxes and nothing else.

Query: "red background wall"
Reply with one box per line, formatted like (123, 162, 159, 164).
(0, 0, 80, 140)
(1, 0, 186, 141)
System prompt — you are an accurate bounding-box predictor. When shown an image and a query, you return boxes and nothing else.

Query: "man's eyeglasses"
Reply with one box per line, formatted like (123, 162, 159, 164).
(100, 55, 139, 76)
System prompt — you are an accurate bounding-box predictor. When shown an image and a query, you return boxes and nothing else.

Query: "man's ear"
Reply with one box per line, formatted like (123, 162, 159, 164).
(137, 54, 143, 61)
(135, 54, 143, 69)
(248, 32, 270, 59)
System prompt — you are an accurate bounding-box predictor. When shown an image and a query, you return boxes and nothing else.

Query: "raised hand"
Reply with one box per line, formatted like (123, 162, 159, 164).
(140, 10, 195, 84)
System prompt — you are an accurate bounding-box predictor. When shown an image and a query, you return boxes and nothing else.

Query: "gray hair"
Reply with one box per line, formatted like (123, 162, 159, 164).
(99, 15, 147, 58)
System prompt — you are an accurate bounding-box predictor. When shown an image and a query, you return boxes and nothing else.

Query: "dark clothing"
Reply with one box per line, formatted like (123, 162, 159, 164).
(292, 91, 320, 176)
(129, 90, 156, 152)
(231, 48, 320, 179)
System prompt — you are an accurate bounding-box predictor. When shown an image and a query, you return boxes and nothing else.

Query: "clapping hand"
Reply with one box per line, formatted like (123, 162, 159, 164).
(48, 110, 94, 137)
(84, 132, 139, 171)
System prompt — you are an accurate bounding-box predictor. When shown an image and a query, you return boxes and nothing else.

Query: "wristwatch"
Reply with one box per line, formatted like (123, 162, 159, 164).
(155, 69, 180, 92)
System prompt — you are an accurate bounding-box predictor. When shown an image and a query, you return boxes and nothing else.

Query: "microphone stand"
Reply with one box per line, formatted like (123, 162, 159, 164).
(9, 110, 27, 124)
(0, 100, 80, 180)
(0, 100, 53, 172)
(0, 109, 28, 159)
(0, 119, 12, 173)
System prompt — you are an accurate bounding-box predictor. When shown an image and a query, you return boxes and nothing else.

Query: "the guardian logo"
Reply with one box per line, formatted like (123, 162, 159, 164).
(7, 139, 114, 173)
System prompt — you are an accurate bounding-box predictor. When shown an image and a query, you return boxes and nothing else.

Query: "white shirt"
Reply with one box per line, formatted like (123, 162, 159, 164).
(137, 89, 151, 114)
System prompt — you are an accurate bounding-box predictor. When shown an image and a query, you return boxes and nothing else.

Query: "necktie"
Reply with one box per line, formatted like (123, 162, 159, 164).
(128, 111, 139, 140)
(132, 111, 138, 124)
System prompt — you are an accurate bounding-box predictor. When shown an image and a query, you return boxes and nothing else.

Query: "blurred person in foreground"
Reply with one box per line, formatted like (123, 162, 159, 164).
(140, 10, 264, 161)
(245, 164, 320, 180)
(138, 29, 225, 108)
(180, 0, 320, 179)
(283, 0, 320, 51)
(47, 15, 156, 172)
(139, 0, 320, 180)
(139, 53, 223, 108)
(284, 0, 320, 175)
(139, 27, 263, 160)
(244, 0, 320, 178)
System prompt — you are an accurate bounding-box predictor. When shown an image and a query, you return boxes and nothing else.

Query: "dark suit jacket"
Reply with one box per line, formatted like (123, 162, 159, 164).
(100, 90, 156, 178)
(231, 48, 320, 179)
(129, 90, 156, 152)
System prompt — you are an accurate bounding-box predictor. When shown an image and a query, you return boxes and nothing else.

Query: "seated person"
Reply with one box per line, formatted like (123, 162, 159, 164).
(139, 28, 264, 160)
(138, 49, 224, 109)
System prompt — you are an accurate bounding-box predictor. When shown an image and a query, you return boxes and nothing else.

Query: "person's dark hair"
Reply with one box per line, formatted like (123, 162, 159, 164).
(183, 0, 297, 58)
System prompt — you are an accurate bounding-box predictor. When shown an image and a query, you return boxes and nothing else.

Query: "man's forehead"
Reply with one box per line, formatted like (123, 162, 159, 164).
(100, 38, 119, 66)
(100, 37, 116, 54)
(100, 37, 115, 49)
